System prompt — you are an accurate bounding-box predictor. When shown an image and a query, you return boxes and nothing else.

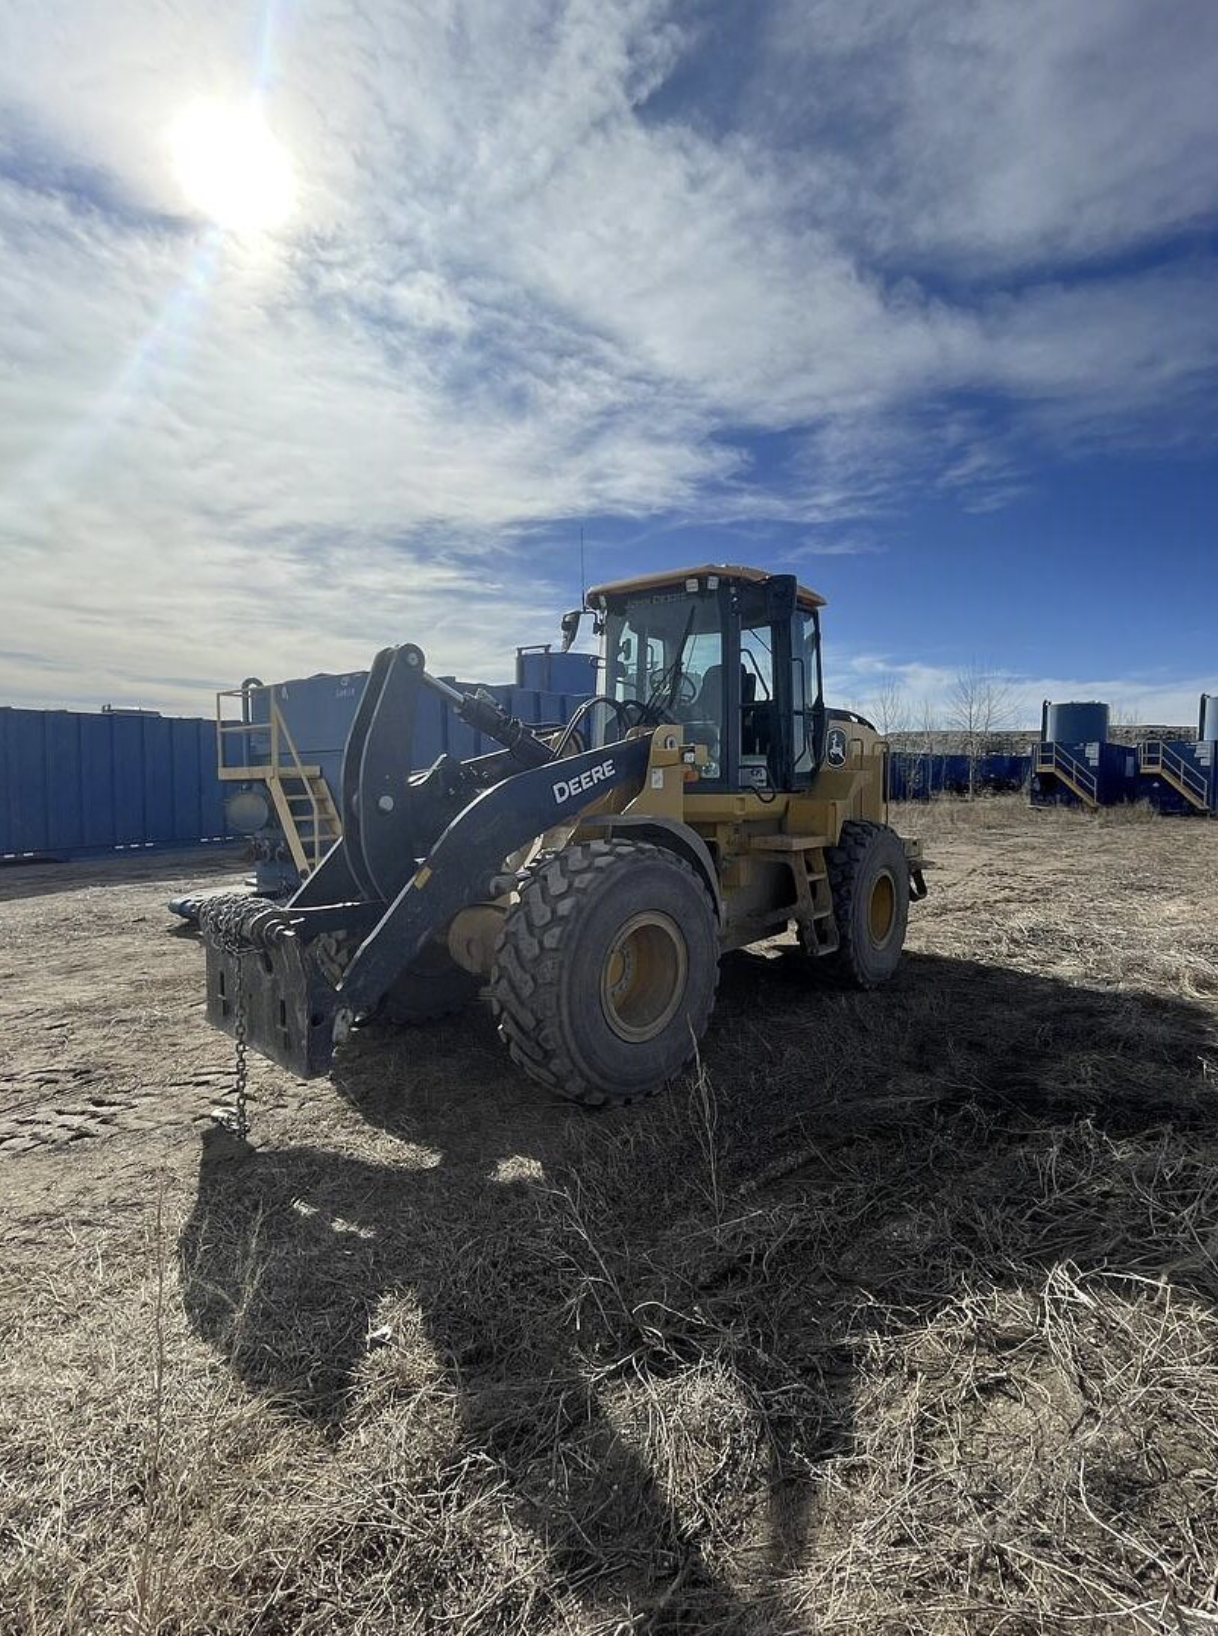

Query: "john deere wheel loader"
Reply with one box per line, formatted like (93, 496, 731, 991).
(197, 565, 927, 1107)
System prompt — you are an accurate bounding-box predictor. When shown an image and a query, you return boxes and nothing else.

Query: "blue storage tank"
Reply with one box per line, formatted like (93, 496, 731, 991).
(515, 645, 599, 696)
(1, 706, 231, 861)
(1032, 698, 1139, 809)
(1138, 721, 1216, 815)
(1044, 700, 1110, 744)
(1139, 744, 1215, 814)
(274, 671, 367, 767)
(888, 751, 1030, 801)
(1200, 694, 1218, 743)
(1031, 740, 1139, 808)
(980, 753, 1031, 792)
(238, 670, 369, 800)
(236, 662, 599, 799)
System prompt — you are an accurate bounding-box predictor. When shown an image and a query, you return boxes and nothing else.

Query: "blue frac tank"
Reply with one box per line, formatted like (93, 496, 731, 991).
(1045, 700, 1110, 743)
(515, 646, 599, 695)
(1200, 694, 1218, 742)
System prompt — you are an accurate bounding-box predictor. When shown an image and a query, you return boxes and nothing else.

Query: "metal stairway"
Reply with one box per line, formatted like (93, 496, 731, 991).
(1138, 741, 1211, 813)
(1035, 742, 1098, 808)
(266, 768, 342, 874)
(216, 683, 342, 875)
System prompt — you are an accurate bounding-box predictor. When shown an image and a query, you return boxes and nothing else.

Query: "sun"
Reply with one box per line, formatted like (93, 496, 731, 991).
(170, 99, 295, 234)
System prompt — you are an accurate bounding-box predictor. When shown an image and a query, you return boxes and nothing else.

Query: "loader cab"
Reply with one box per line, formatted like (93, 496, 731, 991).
(588, 565, 827, 794)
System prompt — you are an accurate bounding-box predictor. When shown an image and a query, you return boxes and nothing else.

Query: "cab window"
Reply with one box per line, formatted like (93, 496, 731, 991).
(793, 610, 822, 778)
(740, 625, 775, 781)
(604, 593, 724, 778)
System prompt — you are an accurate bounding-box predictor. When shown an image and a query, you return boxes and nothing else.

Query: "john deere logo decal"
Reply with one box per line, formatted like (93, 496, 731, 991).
(552, 758, 616, 803)
(826, 728, 847, 767)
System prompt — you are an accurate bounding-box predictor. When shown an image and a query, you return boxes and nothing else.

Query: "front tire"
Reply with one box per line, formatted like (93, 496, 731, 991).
(491, 839, 719, 1106)
(823, 821, 909, 988)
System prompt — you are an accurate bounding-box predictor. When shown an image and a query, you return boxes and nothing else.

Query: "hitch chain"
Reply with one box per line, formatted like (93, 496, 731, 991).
(198, 894, 266, 1141)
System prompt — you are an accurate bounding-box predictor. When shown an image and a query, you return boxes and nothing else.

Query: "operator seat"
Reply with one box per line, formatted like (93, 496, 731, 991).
(691, 664, 772, 759)
(696, 663, 726, 722)
(674, 662, 726, 766)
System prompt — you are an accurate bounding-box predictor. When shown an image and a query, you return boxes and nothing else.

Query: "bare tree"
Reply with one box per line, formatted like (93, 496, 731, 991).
(916, 696, 939, 752)
(866, 678, 911, 738)
(944, 664, 1022, 797)
(1109, 702, 1143, 747)
(909, 695, 939, 797)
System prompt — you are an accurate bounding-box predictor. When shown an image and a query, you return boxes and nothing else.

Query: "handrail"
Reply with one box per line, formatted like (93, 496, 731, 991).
(215, 682, 309, 780)
(1036, 741, 1098, 801)
(215, 683, 273, 778)
(1139, 740, 1209, 807)
(214, 681, 336, 869)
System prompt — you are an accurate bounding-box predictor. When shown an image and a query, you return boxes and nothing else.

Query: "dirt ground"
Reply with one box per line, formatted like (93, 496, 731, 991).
(2, 800, 1217, 1634)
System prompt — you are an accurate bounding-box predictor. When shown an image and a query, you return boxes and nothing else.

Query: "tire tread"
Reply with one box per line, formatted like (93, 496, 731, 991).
(490, 838, 718, 1106)
(823, 819, 907, 990)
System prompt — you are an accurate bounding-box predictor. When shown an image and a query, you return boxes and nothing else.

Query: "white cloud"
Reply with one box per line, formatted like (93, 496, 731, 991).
(785, 533, 886, 559)
(0, 0, 1215, 711)
(757, 0, 1218, 269)
(829, 652, 1211, 733)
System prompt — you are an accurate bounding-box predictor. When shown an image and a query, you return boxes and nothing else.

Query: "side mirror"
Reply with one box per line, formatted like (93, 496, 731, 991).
(559, 608, 583, 652)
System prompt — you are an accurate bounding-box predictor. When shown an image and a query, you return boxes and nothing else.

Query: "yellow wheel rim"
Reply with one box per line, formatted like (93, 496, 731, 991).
(868, 870, 897, 949)
(600, 912, 688, 1043)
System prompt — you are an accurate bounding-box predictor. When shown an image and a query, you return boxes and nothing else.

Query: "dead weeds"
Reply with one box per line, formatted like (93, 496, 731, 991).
(1, 801, 1217, 1633)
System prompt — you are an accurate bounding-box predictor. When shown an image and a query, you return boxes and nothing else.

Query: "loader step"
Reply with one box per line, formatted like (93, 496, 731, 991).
(747, 834, 830, 852)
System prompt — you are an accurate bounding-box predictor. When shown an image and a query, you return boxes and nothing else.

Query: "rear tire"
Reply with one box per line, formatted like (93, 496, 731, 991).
(823, 821, 909, 988)
(491, 839, 719, 1106)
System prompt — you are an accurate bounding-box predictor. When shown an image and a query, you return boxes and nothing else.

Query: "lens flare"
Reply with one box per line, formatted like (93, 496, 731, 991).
(170, 99, 295, 233)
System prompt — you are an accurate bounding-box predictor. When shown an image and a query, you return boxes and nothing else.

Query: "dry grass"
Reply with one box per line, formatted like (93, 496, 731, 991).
(2, 801, 1217, 1633)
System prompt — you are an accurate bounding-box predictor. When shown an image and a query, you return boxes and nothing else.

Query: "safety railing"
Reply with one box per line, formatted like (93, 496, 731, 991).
(1035, 741, 1098, 804)
(215, 683, 335, 872)
(1138, 740, 1210, 809)
(216, 684, 315, 780)
(217, 682, 272, 779)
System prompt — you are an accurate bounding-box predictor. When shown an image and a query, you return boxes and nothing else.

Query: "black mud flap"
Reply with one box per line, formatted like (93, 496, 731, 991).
(205, 935, 340, 1078)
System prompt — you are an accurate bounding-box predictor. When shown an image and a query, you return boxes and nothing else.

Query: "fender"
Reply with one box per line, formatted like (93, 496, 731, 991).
(577, 813, 723, 921)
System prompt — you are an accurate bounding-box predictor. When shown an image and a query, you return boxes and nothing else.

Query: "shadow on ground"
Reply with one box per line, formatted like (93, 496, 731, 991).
(180, 949, 1218, 1629)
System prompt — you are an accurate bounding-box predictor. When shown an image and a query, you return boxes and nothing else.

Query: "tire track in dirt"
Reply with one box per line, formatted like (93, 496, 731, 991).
(0, 853, 252, 1155)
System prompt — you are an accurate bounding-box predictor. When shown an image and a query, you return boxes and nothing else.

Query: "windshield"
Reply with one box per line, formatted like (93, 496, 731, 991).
(604, 590, 724, 775)
(604, 592, 722, 705)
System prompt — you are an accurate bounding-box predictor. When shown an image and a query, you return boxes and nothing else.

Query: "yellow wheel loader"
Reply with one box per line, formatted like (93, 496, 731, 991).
(197, 565, 926, 1107)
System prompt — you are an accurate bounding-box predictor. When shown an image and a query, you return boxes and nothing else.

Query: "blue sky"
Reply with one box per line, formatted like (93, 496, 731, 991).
(0, 0, 1215, 726)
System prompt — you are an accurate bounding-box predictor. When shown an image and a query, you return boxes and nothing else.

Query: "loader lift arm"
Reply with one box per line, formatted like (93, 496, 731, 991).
(202, 643, 654, 1078)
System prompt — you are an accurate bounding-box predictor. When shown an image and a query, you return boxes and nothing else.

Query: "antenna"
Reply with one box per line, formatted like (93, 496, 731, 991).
(579, 525, 587, 609)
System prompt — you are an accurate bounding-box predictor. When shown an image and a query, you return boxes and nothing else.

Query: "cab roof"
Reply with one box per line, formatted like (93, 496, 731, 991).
(586, 563, 827, 610)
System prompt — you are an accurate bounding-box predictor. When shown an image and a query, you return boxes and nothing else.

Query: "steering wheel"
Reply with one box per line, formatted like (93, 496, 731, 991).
(647, 667, 699, 707)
